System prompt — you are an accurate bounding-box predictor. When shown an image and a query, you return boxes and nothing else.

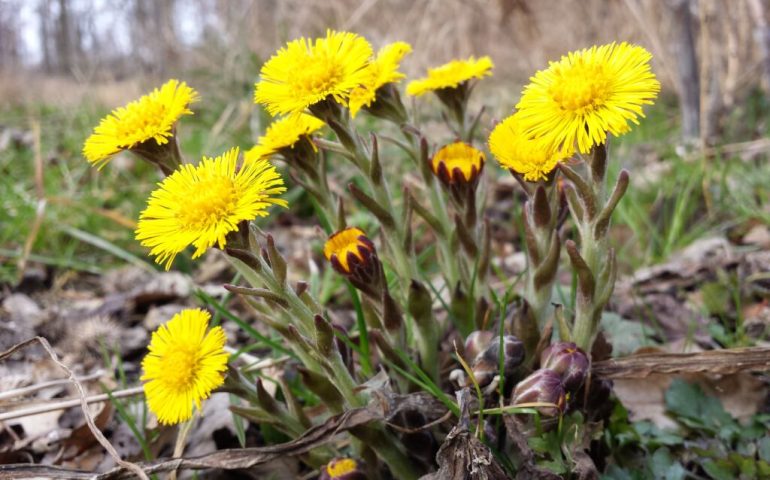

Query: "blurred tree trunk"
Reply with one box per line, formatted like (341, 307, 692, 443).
(0, 1, 20, 69)
(698, 0, 722, 147)
(748, 0, 770, 95)
(55, 0, 75, 73)
(667, 0, 700, 142)
(132, 0, 179, 75)
(38, 0, 53, 73)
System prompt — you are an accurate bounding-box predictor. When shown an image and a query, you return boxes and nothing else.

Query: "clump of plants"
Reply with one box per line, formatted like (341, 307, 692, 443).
(82, 31, 662, 478)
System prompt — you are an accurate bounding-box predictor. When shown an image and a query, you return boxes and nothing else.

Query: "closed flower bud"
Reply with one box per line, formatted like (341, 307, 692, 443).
(324, 227, 383, 298)
(432, 142, 485, 185)
(319, 457, 367, 480)
(463, 330, 495, 362)
(540, 341, 589, 392)
(431, 142, 485, 206)
(469, 334, 525, 388)
(511, 369, 566, 417)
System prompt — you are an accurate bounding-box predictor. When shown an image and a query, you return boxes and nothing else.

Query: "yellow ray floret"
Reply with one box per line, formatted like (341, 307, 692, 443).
(244, 113, 325, 162)
(136, 147, 287, 269)
(141, 308, 229, 425)
(254, 30, 373, 116)
(515, 42, 660, 154)
(349, 41, 412, 117)
(83, 79, 198, 168)
(489, 113, 573, 181)
(406, 56, 493, 96)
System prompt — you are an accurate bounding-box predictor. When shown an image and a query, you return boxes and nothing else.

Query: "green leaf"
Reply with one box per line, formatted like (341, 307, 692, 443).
(702, 459, 736, 480)
(649, 448, 686, 480)
(633, 421, 683, 447)
(664, 380, 735, 434)
(600, 312, 655, 357)
(758, 436, 770, 463)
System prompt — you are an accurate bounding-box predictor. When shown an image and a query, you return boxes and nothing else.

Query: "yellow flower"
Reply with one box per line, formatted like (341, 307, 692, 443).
(515, 42, 660, 154)
(83, 79, 198, 168)
(406, 56, 493, 96)
(489, 113, 573, 181)
(141, 308, 228, 425)
(136, 147, 287, 270)
(244, 113, 325, 162)
(431, 141, 485, 184)
(324, 458, 363, 479)
(324, 227, 374, 274)
(254, 30, 373, 116)
(349, 41, 412, 117)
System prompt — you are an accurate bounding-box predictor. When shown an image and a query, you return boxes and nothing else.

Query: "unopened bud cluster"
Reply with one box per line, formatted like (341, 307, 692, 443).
(511, 341, 590, 417)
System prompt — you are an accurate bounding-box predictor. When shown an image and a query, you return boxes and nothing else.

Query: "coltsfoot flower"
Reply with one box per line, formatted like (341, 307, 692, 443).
(489, 113, 572, 181)
(319, 458, 366, 480)
(515, 42, 660, 154)
(431, 141, 485, 185)
(406, 56, 493, 97)
(243, 113, 325, 162)
(540, 341, 589, 392)
(348, 41, 412, 118)
(324, 227, 383, 298)
(141, 308, 229, 425)
(83, 79, 198, 170)
(511, 368, 566, 417)
(136, 147, 287, 269)
(254, 30, 373, 116)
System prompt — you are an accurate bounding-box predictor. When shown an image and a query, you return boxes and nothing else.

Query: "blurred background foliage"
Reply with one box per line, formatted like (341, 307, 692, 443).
(2, 0, 770, 283)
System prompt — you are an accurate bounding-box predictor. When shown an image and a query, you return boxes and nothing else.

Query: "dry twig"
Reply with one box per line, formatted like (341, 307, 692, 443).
(0, 337, 149, 480)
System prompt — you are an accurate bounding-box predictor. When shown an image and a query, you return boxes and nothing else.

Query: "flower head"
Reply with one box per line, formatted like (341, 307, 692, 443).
(489, 113, 572, 181)
(406, 56, 493, 96)
(515, 42, 660, 154)
(244, 113, 325, 162)
(324, 227, 384, 298)
(349, 41, 412, 117)
(320, 458, 366, 480)
(254, 30, 373, 116)
(324, 227, 375, 274)
(83, 79, 198, 169)
(141, 308, 229, 425)
(136, 147, 287, 270)
(431, 141, 485, 184)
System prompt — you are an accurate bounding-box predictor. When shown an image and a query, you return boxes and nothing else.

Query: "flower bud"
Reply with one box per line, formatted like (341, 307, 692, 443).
(430, 142, 485, 206)
(511, 369, 566, 417)
(319, 457, 366, 480)
(468, 334, 525, 388)
(431, 142, 485, 185)
(324, 227, 383, 298)
(540, 341, 589, 392)
(463, 330, 494, 362)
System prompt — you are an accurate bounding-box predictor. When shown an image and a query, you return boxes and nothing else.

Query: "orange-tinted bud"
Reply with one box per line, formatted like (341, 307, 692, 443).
(431, 141, 485, 186)
(324, 227, 383, 298)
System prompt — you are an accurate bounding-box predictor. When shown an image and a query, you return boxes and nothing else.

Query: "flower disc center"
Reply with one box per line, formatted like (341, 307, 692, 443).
(162, 346, 200, 390)
(178, 176, 238, 230)
(549, 62, 610, 113)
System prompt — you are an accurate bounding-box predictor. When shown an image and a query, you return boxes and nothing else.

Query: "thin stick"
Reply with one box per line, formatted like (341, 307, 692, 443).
(0, 370, 105, 401)
(0, 337, 150, 480)
(0, 386, 144, 422)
